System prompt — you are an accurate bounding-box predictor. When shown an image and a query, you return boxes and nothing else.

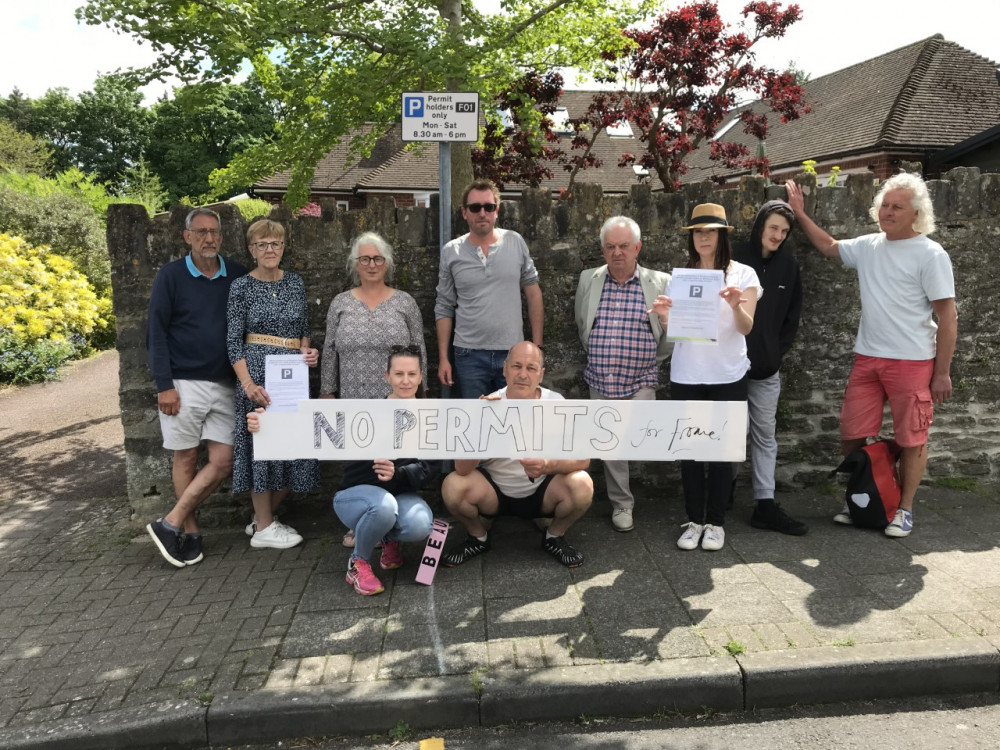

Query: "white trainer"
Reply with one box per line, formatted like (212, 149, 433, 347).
(832, 504, 853, 525)
(677, 522, 704, 550)
(251, 520, 303, 549)
(611, 507, 634, 532)
(246, 515, 297, 537)
(700, 524, 726, 551)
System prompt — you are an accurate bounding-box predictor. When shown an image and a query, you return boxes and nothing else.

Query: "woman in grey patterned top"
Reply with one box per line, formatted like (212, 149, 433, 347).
(320, 232, 426, 545)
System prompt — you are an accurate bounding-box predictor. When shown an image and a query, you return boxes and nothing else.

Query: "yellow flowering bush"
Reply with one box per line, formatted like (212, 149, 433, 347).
(0, 233, 112, 383)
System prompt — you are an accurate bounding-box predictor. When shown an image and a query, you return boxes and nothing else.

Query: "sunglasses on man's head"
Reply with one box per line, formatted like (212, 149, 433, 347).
(464, 202, 498, 214)
(390, 344, 421, 355)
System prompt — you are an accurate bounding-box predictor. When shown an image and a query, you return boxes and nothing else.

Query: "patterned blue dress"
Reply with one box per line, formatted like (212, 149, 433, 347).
(227, 271, 320, 494)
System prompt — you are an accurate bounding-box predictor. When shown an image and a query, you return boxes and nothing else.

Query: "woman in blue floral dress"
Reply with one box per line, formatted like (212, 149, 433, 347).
(227, 219, 320, 549)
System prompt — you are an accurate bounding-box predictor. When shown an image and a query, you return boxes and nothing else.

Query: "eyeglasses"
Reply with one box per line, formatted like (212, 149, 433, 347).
(390, 345, 421, 355)
(357, 255, 386, 266)
(251, 241, 284, 251)
(603, 242, 636, 253)
(191, 228, 221, 238)
(464, 202, 498, 214)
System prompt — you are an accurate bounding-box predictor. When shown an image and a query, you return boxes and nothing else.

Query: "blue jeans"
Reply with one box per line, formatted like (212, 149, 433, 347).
(454, 347, 508, 399)
(333, 486, 433, 562)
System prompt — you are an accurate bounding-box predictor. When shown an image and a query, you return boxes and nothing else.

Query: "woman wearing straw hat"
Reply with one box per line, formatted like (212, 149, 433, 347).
(652, 203, 761, 552)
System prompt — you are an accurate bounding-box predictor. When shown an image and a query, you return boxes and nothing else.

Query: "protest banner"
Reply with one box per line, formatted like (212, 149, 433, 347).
(253, 399, 747, 462)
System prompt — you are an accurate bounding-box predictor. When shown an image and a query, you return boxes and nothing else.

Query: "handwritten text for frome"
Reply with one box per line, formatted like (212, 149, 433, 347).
(252, 399, 747, 462)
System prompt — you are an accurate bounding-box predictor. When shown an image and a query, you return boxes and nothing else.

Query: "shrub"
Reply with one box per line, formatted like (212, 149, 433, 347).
(0, 330, 80, 385)
(0, 181, 111, 291)
(0, 233, 111, 384)
(296, 201, 321, 218)
(0, 119, 51, 176)
(231, 197, 272, 222)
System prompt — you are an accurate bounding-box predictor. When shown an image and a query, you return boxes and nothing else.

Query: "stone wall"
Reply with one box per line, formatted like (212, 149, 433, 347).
(108, 168, 1000, 523)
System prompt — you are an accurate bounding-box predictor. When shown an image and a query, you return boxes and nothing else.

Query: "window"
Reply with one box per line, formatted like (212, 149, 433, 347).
(606, 120, 634, 138)
(548, 107, 572, 134)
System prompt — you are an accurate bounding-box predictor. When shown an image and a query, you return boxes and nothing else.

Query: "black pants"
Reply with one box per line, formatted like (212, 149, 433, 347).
(671, 378, 748, 526)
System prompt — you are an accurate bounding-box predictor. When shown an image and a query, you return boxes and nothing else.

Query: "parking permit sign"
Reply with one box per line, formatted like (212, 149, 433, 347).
(401, 92, 479, 142)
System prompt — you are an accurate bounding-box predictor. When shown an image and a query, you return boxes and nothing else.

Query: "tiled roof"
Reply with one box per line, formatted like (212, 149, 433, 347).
(252, 36, 999, 196)
(252, 123, 403, 193)
(355, 140, 441, 191)
(684, 35, 1000, 182)
(356, 90, 657, 194)
(498, 90, 662, 193)
(252, 91, 655, 196)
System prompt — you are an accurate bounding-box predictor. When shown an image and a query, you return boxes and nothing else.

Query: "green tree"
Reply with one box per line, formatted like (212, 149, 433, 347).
(29, 88, 79, 173)
(119, 158, 168, 214)
(0, 88, 78, 172)
(79, 0, 654, 207)
(0, 120, 51, 175)
(72, 74, 152, 189)
(785, 59, 812, 85)
(0, 88, 35, 131)
(148, 77, 279, 202)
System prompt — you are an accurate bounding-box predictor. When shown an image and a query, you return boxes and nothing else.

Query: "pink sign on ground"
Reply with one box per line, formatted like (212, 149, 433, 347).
(415, 518, 450, 585)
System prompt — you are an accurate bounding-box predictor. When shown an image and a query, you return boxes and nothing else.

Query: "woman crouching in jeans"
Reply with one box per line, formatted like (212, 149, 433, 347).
(248, 345, 437, 595)
(331, 345, 438, 595)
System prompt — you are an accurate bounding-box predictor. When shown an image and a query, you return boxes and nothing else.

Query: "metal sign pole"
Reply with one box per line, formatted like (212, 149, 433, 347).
(439, 141, 451, 248)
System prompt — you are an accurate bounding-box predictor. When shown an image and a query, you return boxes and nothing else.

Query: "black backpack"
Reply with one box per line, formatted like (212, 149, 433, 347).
(830, 441, 902, 529)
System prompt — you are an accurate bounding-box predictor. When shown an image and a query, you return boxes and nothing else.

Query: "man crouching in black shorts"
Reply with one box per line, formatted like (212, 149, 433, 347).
(441, 341, 593, 568)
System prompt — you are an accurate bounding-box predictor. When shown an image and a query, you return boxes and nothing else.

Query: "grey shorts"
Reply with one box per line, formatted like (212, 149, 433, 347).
(158, 379, 236, 450)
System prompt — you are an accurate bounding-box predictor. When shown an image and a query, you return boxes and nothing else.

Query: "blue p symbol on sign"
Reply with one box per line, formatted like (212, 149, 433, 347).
(404, 96, 424, 118)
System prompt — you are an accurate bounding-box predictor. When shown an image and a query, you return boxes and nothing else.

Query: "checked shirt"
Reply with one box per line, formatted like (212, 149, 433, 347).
(584, 270, 657, 398)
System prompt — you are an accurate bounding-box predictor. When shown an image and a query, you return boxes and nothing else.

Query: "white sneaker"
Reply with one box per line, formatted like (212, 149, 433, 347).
(246, 515, 297, 537)
(251, 520, 303, 549)
(677, 522, 704, 550)
(611, 507, 634, 532)
(701, 524, 725, 551)
(884, 508, 913, 538)
(833, 504, 853, 525)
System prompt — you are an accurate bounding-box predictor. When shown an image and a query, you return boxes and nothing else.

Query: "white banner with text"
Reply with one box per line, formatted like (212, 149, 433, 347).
(252, 399, 747, 462)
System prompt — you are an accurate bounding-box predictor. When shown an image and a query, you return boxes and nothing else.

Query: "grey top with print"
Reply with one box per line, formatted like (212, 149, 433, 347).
(320, 289, 426, 398)
(434, 228, 539, 351)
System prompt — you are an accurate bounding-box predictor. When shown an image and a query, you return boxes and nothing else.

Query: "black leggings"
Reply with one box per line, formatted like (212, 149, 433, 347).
(671, 378, 748, 526)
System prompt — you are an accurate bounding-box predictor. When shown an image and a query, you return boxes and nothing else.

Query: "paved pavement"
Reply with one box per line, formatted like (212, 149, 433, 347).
(2, 351, 1000, 749)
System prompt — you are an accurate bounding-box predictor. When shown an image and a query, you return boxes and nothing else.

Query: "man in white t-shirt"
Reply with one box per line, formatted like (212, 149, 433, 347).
(441, 341, 594, 567)
(787, 173, 957, 538)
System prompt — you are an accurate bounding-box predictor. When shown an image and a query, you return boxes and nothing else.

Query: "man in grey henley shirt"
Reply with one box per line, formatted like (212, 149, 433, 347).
(435, 179, 544, 398)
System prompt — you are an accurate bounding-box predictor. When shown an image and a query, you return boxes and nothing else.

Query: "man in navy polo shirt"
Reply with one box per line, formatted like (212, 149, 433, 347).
(145, 208, 248, 567)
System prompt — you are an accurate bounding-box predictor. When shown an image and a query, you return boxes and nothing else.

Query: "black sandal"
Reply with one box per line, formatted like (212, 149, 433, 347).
(542, 535, 584, 568)
(442, 534, 491, 567)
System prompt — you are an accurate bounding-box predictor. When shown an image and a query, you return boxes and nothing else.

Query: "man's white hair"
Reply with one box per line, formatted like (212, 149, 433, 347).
(870, 172, 936, 235)
(600, 216, 641, 245)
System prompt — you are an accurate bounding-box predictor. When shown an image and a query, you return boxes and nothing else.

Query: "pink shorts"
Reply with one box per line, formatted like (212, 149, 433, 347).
(840, 355, 934, 448)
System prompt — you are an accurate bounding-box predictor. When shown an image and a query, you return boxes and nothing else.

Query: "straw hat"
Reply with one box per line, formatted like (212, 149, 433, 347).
(681, 203, 731, 231)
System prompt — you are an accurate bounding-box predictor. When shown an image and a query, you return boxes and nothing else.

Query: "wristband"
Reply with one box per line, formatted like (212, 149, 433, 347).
(242, 380, 254, 390)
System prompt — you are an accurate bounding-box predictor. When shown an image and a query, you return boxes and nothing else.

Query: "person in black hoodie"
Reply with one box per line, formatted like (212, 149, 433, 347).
(732, 200, 808, 535)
